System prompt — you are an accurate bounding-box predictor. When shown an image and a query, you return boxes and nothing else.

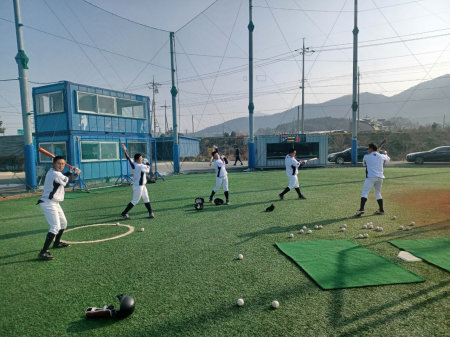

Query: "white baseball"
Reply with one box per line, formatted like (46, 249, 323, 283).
(299, 229, 304, 233)
(379, 227, 383, 231)
(410, 221, 415, 226)
(364, 233, 369, 238)
(392, 216, 397, 220)
(115, 222, 120, 226)
(358, 234, 363, 238)
(314, 225, 319, 229)
(238, 254, 244, 260)
(237, 298, 244, 306)
(406, 226, 411, 231)
(362, 224, 367, 229)
(307, 230, 312, 234)
(318, 225, 323, 229)
(140, 227, 145, 232)
(341, 224, 347, 228)
(398, 226, 404, 230)
(271, 300, 280, 308)
(302, 226, 307, 230)
(289, 233, 294, 238)
(340, 227, 346, 232)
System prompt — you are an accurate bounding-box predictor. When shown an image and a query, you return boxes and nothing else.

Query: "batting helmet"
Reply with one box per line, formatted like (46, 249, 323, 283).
(214, 198, 224, 205)
(195, 197, 204, 204)
(115, 294, 135, 318)
(194, 197, 204, 211)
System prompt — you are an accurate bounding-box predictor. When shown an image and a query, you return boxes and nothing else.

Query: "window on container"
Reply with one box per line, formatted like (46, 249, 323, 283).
(36, 91, 63, 114)
(38, 142, 67, 163)
(81, 142, 100, 161)
(116, 98, 145, 118)
(100, 142, 119, 160)
(78, 92, 98, 113)
(126, 142, 149, 159)
(98, 95, 115, 115)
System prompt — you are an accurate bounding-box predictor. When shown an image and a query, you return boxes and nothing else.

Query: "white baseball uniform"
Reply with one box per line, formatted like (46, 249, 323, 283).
(127, 158, 151, 205)
(285, 154, 301, 189)
(39, 168, 73, 234)
(361, 151, 390, 199)
(213, 156, 228, 192)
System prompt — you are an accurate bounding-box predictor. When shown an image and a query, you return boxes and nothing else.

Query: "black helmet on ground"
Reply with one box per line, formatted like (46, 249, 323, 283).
(115, 294, 135, 318)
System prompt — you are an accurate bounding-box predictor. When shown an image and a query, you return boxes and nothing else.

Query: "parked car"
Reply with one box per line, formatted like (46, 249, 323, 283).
(328, 146, 387, 164)
(406, 146, 450, 164)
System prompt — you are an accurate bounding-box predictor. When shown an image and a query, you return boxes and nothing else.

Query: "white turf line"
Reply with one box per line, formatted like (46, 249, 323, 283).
(397, 250, 423, 262)
(63, 223, 135, 244)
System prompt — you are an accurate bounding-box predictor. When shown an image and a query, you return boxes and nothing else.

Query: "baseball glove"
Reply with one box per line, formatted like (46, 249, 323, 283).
(214, 198, 224, 205)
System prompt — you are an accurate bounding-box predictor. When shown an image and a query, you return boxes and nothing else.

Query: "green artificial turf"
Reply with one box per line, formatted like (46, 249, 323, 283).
(276, 240, 424, 289)
(389, 238, 450, 272)
(0, 167, 449, 337)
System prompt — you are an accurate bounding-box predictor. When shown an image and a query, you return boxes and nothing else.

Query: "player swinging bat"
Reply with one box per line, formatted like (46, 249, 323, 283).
(36, 149, 82, 260)
(278, 148, 307, 200)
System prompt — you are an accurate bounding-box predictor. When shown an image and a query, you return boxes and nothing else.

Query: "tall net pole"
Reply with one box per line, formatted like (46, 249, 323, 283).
(13, 0, 36, 190)
(248, 0, 255, 168)
(351, 0, 359, 164)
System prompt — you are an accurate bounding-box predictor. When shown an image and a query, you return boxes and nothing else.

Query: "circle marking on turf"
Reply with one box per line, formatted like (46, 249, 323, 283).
(63, 223, 135, 244)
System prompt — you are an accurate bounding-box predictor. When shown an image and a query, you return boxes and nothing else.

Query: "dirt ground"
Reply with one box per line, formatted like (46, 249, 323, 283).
(390, 188, 450, 232)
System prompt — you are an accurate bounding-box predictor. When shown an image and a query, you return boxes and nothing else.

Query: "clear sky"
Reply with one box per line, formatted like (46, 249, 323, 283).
(1, 0, 449, 135)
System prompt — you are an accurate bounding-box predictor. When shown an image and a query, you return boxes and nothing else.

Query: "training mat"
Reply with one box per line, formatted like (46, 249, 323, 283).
(276, 239, 424, 290)
(389, 238, 450, 272)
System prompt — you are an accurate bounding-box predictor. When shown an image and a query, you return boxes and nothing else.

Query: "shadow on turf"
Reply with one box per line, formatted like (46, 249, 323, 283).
(330, 279, 450, 337)
(67, 316, 123, 333)
(0, 228, 47, 241)
(236, 216, 352, 244)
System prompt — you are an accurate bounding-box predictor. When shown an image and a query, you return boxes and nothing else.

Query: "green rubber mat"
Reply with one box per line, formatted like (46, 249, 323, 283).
(389, 238, 450, 272)
(276, 239, 424, 290)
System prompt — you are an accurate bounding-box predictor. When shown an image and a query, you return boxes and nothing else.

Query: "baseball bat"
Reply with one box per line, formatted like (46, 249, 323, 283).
(38, 147, 75, 169)
(378, 139, 387, 150)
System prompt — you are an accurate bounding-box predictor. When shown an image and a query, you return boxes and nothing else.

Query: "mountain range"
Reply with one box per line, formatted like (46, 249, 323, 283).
(193, 74, 450, 136)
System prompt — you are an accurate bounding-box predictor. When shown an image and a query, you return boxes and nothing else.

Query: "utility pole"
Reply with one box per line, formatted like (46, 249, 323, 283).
(147, 77, 160, 136)
(13, 0, 36, 190)
(351, 0, 359, 164)
(160, 101, 170, 134)
(192, 115, 194, 136)
(299, 38, 314, 135)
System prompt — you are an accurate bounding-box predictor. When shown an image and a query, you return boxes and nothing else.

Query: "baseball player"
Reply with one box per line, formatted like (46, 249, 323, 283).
(120, 144, 154, 219)
(37, 156, 81, 260)
(279, 149, 307, 200)
(208, 151, 229, 204)
(355, 143, 390, 216)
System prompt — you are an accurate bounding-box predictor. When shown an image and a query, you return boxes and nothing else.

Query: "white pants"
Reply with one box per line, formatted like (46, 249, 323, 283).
(361, 177, 383, 199)
(40, 201, 67, 235)
(213, 176, 229, 192)
(131, 185, 150, 205)
(288, 175, 299, 189)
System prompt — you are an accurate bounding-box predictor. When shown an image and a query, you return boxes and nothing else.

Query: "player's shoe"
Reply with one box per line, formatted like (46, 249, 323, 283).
(374, 210, 385, 215)
(355, 210, 365, 216)
(121, 213, 131, 220)
(38, 251, 54, 260)
(225, 200, 230, 205)
(149, 212, 155, 219)
(208, 198, 212, 203)
(53, 242, 70, 248)
(298, 194, 307, 200)
(279, 194, 284, 200)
